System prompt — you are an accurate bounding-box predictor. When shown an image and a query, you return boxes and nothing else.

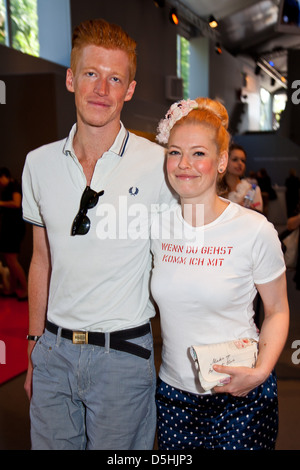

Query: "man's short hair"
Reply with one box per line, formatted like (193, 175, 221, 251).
(70, 18, 137, 82)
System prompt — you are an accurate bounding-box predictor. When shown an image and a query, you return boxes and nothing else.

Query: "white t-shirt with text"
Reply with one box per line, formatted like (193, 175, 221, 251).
(151, 201, 285, 394)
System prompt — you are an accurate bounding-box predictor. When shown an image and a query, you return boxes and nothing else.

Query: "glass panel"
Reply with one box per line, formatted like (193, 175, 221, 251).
(0, 0, 7, 45)
(260, 87, 272, 130)
(272, 93, 287, 130)
(177, 35, 190, 100)
(10, 0, 39, 56)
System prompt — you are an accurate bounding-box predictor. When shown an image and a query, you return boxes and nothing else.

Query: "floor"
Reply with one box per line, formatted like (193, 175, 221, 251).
(0, 269, 299, 450)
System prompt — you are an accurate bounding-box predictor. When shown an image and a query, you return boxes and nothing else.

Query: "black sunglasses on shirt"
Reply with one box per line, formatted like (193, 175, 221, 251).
(71, 186, 104, 236)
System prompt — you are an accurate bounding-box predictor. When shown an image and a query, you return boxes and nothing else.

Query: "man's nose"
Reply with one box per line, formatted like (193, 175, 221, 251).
(94, 79, 108, 95)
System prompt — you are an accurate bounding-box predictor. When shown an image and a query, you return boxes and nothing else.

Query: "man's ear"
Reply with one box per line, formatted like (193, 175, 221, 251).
(66, 68, 75, 93)
(124, 80, 137, 102)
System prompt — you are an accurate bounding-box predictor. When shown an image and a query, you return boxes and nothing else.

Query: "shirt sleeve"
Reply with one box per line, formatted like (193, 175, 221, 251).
(252, 217, 286, 284)
(22, 152, 45, 227)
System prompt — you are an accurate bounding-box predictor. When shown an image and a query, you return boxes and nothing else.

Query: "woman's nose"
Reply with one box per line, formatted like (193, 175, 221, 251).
(178, 154, 191, 168)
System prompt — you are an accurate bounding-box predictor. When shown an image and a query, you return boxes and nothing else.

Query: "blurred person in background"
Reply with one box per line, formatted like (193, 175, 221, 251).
(285, 168, 300, 218)
(0, 167, 27, 300)
(219, 143, 263, 212)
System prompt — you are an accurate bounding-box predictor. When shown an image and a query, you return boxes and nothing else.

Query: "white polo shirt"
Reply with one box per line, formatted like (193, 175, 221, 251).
(22, 122, 174, 332)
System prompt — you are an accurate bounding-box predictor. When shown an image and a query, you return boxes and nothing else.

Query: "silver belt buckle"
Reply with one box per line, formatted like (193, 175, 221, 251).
(72, 331, 88, 344)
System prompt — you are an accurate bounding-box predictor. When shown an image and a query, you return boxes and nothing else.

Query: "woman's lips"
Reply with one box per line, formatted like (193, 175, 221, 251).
(176, 174, 198, 180)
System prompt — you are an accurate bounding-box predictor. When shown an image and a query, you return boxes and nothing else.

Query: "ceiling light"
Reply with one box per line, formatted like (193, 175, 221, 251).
(153, 0, 165, 7)
(215, 42, 222, 54)
(209, 15, 218, 28)
(169, 8, 179, 25)
(256, 58, 287, 89)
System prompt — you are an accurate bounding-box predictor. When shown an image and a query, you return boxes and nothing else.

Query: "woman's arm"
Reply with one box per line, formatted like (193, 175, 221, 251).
(213, 273, 289, 397)
(287, 213, 300, 231)
(251, 185, 263, 212)
(0, 192, 22, 208)
(24, 225, 51, 400)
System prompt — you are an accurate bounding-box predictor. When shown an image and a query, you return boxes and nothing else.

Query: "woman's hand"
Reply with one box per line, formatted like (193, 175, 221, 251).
(212, 364, 268, 397)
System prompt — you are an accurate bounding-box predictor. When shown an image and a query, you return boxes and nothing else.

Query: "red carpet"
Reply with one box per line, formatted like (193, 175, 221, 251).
(0, 297, 28, 384)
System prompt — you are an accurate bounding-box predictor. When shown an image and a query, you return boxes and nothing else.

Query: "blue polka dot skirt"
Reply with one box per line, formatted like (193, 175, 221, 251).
(156, 371, 278, 450)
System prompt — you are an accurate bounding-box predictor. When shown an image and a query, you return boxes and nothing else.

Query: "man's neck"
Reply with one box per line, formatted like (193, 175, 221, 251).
(73, 120, 121, 163)
(73, 120, 121, 185)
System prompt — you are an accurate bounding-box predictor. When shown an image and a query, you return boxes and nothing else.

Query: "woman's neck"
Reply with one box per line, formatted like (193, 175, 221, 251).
(181, 195, 228, 227)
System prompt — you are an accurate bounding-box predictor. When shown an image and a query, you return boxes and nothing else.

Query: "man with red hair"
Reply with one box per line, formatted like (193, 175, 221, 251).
(22, 18, 173, 450)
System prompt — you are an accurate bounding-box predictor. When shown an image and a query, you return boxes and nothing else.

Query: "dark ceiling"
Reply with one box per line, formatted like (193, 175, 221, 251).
(167, 0, 300, 91)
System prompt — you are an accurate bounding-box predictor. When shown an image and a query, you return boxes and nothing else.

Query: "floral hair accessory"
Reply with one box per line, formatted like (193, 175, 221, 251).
(156, 99, 199, 144)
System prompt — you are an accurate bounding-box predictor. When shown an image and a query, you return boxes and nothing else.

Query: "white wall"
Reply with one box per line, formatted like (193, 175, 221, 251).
(38, 0, 72, 67)
(189, 36, 209, 99)
(238, 55, 261, 132)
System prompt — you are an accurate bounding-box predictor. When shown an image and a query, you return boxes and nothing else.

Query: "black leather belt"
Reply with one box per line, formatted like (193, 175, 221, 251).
(45, 320, 151, 359)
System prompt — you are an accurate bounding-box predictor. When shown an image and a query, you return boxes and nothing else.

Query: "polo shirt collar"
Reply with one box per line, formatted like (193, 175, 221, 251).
(63, 122, 129, 158)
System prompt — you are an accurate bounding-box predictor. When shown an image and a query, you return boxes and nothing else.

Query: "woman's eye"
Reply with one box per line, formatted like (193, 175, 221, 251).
(194, 151, 205, 157)
(168, 150, 180, 156)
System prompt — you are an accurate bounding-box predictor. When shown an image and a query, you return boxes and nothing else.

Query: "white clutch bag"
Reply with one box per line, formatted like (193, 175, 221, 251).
(190, 338, 258, 392)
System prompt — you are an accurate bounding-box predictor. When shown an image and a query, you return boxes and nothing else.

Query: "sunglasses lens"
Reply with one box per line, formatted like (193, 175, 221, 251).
(71, 187, 104, 236)
(71, 214, 90, 235)
(81, 188, 99, 210)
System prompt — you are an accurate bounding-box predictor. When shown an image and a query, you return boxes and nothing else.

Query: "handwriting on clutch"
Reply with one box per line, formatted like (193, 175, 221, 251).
(208, 355, 235, 374)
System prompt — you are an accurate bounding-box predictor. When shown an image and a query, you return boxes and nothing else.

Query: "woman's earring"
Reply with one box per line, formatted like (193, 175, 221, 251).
(218, 167, 224, 174)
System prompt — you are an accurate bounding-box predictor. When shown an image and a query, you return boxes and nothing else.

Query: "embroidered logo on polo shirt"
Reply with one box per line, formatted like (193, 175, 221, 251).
(129, 187, 139, 196)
